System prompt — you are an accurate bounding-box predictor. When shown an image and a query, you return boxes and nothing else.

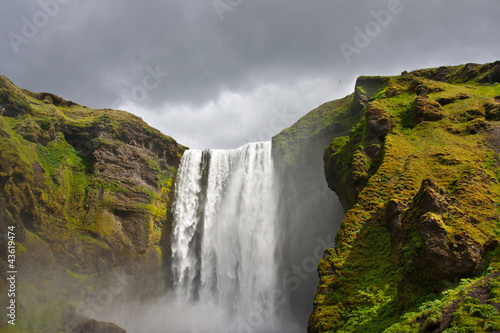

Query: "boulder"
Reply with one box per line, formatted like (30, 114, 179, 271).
(384, 199, 404, 247)
(485, 102, 500, 121)
(412, 96, 445, 123)
(468, 118, 491, 134)
(418, 214, 482, 280)
(365, 102, 392, 139)
(81, 319, 127, 333)
(437, 93, 470, 106)
(402, 180, 484, 281)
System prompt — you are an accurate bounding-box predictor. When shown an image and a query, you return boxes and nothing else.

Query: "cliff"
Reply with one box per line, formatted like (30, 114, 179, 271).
(308, 62, 500, 332)
(1, 60, 499, 332)
(0, 75, 186, 332)
(270, 75, 370, 323)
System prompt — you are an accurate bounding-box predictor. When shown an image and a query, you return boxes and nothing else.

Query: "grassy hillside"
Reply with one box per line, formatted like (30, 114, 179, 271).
(0, 75, 186, 332)
(308, 62, 500, 332)
(273, 94, 357, 166)
(1, 60, 499, 332)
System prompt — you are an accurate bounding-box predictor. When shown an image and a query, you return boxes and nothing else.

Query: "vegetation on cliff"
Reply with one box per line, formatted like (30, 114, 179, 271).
(308, 62, 500, 332)
(1, 60, 499, 333)
(0, 75, 186, 332)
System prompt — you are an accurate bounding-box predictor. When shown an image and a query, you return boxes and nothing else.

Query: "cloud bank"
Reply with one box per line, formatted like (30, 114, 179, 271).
(1, 0, 499, 148)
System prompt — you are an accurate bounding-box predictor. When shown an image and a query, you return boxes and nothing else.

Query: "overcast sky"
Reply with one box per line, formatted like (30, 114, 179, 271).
(1, 0, 499, 149)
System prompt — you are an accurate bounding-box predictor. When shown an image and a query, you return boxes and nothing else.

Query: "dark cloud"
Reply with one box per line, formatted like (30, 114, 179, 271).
(1, 0, 499, 148)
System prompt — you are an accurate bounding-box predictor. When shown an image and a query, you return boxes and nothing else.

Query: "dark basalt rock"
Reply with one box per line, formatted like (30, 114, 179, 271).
(468, 118, 491, 134)
(485, 102, 500, 121)
(36, 92, 79, 108)
(365, 102, 392, 139)
(412, 96, 445, 123)
(437, 93, 470, 106)
(412, 179, 449, 214)
(478, 61, 500, 84)
(409, 79, 444, 96)
(402, 180, 484, 282)
(461, 107, 486, 121)
(62, 307, 127, 333)
(384, 199, 404, 247)
(419, 216, 482, 280)
(80, 319, 127, 333)
(0, 73, 188, 331)
(310, 62, 500, 332)
(0, 92, 31, 117)
(434, 66, 450, 82)
(433, 153, 461, 166)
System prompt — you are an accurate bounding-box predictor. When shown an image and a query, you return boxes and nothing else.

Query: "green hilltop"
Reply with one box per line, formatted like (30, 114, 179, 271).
(301, 61, 500, 332)
(0, 74, 185, 332)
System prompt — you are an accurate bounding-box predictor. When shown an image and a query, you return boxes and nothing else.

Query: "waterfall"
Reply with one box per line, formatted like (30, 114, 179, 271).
(171, 141, 285, 332)
(99, 140, 342, 333)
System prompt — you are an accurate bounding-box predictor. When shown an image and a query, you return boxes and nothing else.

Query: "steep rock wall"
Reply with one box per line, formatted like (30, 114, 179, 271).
(309, 62, 500, 332)
(0, 75, 186, 332)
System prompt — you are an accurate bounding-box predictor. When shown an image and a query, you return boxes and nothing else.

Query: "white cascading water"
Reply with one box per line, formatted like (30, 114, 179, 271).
(171, 141, 284, 332)
(100, 139, 341, 333)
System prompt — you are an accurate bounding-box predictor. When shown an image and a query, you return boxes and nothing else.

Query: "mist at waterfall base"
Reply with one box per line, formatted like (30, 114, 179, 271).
(103, 141, 343, 332)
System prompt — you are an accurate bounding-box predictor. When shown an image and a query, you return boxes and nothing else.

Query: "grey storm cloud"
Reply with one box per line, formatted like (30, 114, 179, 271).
(1, 0, 499, 148)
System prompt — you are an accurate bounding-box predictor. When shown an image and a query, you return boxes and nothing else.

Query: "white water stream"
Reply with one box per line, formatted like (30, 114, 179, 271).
(171, 141, 287, 332)
(103, 140, 341, 333)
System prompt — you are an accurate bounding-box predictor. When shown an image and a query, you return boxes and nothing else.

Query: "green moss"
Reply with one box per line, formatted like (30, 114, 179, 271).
(273, 94, 358, 166)
(147, 158, 161, 173)
(36, 138, 87, 175)
(0, 73, 188, 332)
(16, 242, 27, 254)
(444, 296, 500, 332)
(0, 327, 32, 333)
(14, 283, 67, 332)
(311, 62, 500, 332)
(143, 124, 177, 144)
(399, 99, 417, 129)
(356, 76, 391, 100)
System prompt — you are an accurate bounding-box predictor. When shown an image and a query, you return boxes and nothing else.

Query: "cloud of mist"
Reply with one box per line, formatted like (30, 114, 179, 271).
(97, 294, 304, 333)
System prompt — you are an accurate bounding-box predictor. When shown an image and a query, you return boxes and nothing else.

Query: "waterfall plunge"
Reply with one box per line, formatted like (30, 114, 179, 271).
(99, 140, 342, 332)
(171, 141, 288, 332)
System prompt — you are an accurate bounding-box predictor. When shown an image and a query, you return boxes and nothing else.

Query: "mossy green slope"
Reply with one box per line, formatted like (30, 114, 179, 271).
(0, 75, 186, 332)
(273, 94, 358, 167)
(309, 62, 500, 332)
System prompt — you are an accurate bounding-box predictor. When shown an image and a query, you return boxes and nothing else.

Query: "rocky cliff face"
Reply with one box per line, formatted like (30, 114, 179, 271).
(0, 75, 186, 332)
(309, 62, 500, 332)
(2, 61, 499, 333)
(271, 85, 364, 324)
